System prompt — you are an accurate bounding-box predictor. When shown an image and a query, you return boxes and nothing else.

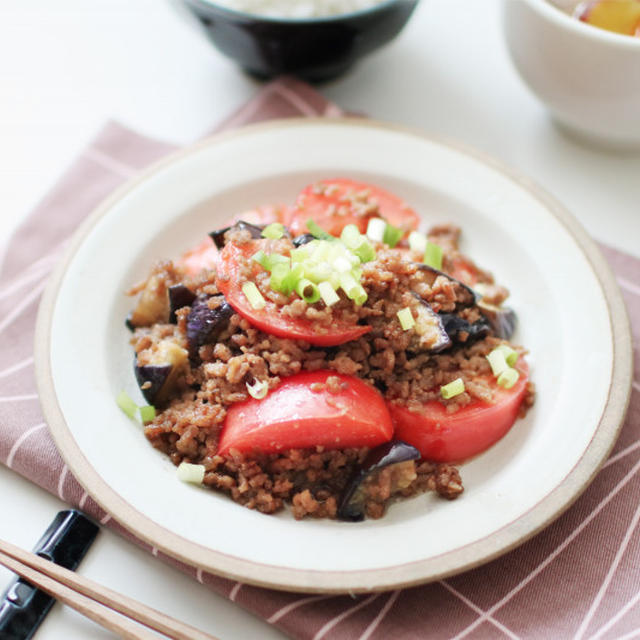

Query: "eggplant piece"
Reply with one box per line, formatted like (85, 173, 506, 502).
(134, 340, 189, 405)
(186, 294, 234, 360)
(168, 284, 197, 324)
(208, 220, 265, 250)
(292, 233, 315, 247)
(439, 312, 491, 345)
(134, 364, 172, 405)
(338, 441, 421, 522)
(478, 301, 517, 340)
(409, 293, 452, 353)
(414, 263, 478, 306)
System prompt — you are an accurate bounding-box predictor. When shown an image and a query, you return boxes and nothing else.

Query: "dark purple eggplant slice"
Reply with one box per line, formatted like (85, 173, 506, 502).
(338, 441, 421, 522)
(439, 312, 491, 345)
(134, 364, 172, 405)
(168, 284, 197, 324)
(409, 293, 452, 353)
(414, 263, 478, 306)
(478, 301, 517, 340)
(208, 220, 266, 250)
(186, 294, 234, 360)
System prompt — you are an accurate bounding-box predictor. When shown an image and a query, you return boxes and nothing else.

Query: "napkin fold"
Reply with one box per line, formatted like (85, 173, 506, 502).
(1, 76, 639, 640)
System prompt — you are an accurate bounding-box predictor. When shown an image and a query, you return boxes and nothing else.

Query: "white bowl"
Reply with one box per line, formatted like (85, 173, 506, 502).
(503, 0, 640, 149)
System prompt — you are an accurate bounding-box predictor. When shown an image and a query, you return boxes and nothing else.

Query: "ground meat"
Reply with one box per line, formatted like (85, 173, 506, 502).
(127, 222, 534, 520)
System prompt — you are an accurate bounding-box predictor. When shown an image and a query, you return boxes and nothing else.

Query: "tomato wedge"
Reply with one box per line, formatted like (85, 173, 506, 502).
(215, 240, 371, 346)
(389, 363, 530, 463)
(218, 371, 393, 456)
(176, 237, 218, 278)
(288, 178, 421, 237)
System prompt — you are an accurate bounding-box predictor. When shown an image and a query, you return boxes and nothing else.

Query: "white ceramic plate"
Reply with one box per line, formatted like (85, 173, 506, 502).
(35, 119, 632, 593)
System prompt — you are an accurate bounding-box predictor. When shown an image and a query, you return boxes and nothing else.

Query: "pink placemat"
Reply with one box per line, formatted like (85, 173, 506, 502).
(1, 77, 638, 640)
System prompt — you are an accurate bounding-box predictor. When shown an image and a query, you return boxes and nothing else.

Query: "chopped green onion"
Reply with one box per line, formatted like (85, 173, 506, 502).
(116, 390, 137, 419)
(334, 256, 353, 273)
(383, 223, 404, 248)
(252, 250, 268, 268)
(486, 349, 509, 377)
(304, 261, 332, 283)
(290, 247, 309, 263)
(139, 405, 156, 424)
(441, 378, 465, 399)
(177, 462, 205, 484)
(497, 368, 520, 389)
(319, 281, 340, 307)
(366, 218, 386, 243)
(408, 230, 428, 253)
(282, 263, 304, 294)
(424, 242, 443, 270)
(296, 278, 321, 304)
(242, 281, 266, 310)
(397, 307, 415, 330)
(246, 378, 269, 399)
(352, 240, 376, 263)
(340, 224, 363, 249)
(339, 272, 359, 299)
(307, 219, 332, 240)
(352, 285, 368, 306)
(261, 222, 285, 239)
(496, 344, 519, 367)
(269, 263, 291, 294)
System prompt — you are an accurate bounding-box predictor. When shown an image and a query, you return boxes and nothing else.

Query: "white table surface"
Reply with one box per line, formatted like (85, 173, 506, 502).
(0, 1, 638, 638)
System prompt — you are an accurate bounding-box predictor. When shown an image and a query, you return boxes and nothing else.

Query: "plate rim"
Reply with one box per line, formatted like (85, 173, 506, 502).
(35, 117, 633, 593)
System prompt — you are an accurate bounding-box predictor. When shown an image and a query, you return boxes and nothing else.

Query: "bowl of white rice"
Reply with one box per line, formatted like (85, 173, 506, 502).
(180, 0, 418, 81)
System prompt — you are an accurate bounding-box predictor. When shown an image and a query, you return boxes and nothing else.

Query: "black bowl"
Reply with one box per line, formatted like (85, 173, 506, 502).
(180, 0, 418, 82)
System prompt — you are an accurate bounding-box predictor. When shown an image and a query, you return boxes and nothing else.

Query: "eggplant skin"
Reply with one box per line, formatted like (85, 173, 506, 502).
(186, 295, 234, 360)
(414, 263, 478, 306)
(208, 221, 265, 250)
(134, 363, 172, 405)
(439, 312, 491, 345)
(292, 233, 315, 247)
(337, 441, 421, 522)
(168, 284, 197, 324)
(478, 302, 517, 340)
(411, 293, 451, 353)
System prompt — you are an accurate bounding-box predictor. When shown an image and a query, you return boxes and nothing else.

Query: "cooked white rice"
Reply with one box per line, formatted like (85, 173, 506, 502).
(211, 0, 388, 18)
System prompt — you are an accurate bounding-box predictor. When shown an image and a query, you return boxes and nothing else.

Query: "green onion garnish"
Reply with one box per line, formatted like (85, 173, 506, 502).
(497, 368, 520, 389)
(486, 348, 509, 377)
(252, 250, 268, 268)
(261, 222, 285, 240)
(246, 379, 269, 399)
(242, 281, 266, 309)
(397, 307, 415, 330)
(408, 230, 427, 253)
(296, 278, 321, 304)
(496, 344, 519, 367)
(353, 240, 376, 263)
(307, 219, 332, 240)
(340, 224, 362, 249)
(176, 462, 205, 484)
(383, 223, 404, 248)
(366, 218, 386, 243)
(352, 284, 368, 306)
(424, 242, 443, 270)
(319, 281, 340, 307)
(290, 246, 309, 263)
(441, 378, 465, 399)
(339, 272, 360, 299)
(116, 391, 137, 419)
(139, 405, 156, 424)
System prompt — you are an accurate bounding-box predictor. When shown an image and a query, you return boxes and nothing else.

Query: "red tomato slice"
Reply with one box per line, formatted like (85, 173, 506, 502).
(218, 371, 393, 456)
(288, 178, 421, 237)
(390, 363, 530, 463)
(215, 240, 371, 346)
(176, 237, 218, 278)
